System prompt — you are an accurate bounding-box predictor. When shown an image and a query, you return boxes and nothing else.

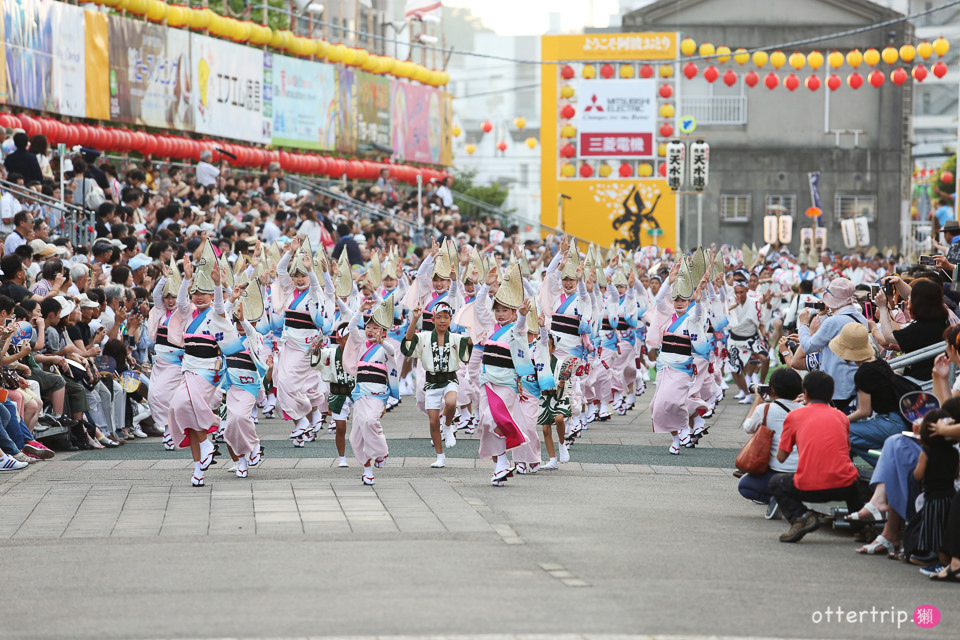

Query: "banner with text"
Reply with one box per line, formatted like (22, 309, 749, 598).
(577, 79, 656, 159)
(3, 0, 54, 111)
(269, 52, 337, 150)
(356, 71, 391, 150)
(390, 81, 444, 164)
(51, 3, 85, 118)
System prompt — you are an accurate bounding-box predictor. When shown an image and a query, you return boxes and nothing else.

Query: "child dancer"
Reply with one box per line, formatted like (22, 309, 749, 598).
(147, 257, 185, 451)
(513, 299, 548, 474)
(313, 318, 355, 468)
(540, 336, 577, 470)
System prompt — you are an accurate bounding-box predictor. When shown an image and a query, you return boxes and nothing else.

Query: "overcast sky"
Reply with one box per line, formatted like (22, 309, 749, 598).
(441, 0, 624, 36)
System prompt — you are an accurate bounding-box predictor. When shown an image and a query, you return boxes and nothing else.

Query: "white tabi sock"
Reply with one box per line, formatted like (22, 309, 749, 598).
(626, 392, 635, 406)
(311, 410, 323, 426)
(436, 453, 445, 464)
(193, 461, 203, 475)
(237, 457, 248, 472)
(363, 466, 375, 478)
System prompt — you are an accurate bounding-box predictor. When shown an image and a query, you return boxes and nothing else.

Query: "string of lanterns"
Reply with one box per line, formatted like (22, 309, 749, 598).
(1, 112, 448, 184)
(678, 37, 949, 90)
(82, 0, 449, 87)
(454, 117, 539, 155)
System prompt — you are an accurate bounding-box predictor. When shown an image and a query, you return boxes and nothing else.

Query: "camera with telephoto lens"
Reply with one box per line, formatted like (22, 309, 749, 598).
(785, 340, 800, 352)
(804, 301, 826, 311)
(750, 384, 771, 396)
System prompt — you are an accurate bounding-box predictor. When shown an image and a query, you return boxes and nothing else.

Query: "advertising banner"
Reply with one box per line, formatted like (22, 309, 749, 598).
(192, 33, 269, 144)
(577, 79, 656, 158)
(84, 9, 109, 120)
(50, 3, 85, 118)
(270, 53, 337, 150)
(3, 0, 54, 111)
(109, 15, 193, 129)
(336, 67, 357, 153)
(390, 82, 444, 164)
(356, 71, 391, 149)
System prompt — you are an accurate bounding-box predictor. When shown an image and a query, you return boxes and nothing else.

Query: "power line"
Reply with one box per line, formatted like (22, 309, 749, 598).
(454, 83, 542, 99)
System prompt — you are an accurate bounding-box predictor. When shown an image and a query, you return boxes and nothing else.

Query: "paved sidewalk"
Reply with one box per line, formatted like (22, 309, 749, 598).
(0, 389, 956, 639)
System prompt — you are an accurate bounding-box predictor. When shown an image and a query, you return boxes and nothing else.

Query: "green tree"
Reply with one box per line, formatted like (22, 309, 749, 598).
(451, 168, 512, 220)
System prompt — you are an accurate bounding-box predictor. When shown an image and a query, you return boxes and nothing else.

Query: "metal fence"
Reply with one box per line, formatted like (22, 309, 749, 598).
(682, 96, 748, 126)
(0, 178, 94, 247)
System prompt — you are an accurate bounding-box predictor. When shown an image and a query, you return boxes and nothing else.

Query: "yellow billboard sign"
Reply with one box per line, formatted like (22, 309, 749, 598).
(541, 33, 678, 62)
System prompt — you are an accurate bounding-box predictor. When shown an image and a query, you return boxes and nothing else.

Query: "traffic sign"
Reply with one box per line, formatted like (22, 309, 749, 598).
(679, 116, 697, 134)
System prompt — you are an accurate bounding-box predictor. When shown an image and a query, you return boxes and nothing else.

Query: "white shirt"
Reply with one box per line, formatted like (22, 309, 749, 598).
(298, 220, 323, 249)
(435, 185, 453, 208)
(3, 230, 27, 255)
(196, 161, 220, 187)
(262, 219, 281, 245)
(742, 399, 801, 472)
(1, 192, 23, 232)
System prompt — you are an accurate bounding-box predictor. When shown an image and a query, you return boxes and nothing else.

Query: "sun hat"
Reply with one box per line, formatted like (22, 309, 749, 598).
(822, 277, 856, 308)
(828, 323, 874, 362)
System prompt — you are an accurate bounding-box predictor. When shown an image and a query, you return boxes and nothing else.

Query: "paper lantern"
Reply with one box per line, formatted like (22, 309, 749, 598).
(560, 163, 576, 178)
(639, 64, 654, 78)
(560, 125, 576, 138)
(764, 72, 779, 90)
(890, 68, 908, 86)
(734, 48, 750, 65)
(827, 74, 842, 91)
(784, 73, 799, 91)
(579, 163, 594, 178)
(683, 63, 698, 79)
(560, 85, 575, 99)
(560, 105, 576, 120)
(933, 61, 948, 78)
(881, 46, 899, 65)
(917, 41, 934, 60)
(497, 141, 507, 152)
(868, 69, 884, 88)
(658, 163, 667, 177)
(722, 69, 737, 86)
(659, 123, 674, 138)
(805, 75, 820, 91)
(752, 51, 768, 67)
(526, 137, 537, 149)
(146, 0, 167, 23)
(899, 44, 916, 63)
(481, 120, 493, 133)
(582, 64, 596, 79)
(828, 51, 844, 68)
(618, 163, 633, 177)
(807, 51, 824, 70)
(189, 7, 213, 30)
(464, 143, 476, 155)
(125, 0, 149, 16)
(846, 49, 863, 68)
(680, 38, 697, 56)
(703, 66, 719, 83)
(656, 65, 670, 78)
(789, 52, 806, 70)
(659, 84, 673, 98)
(452, 125, 461, 138)
(942, 170, 955, 185)
(847, 72, 863, 89)
(598, 163, 612, 178)
(658, 143, 667, 157)
(805, 207, 822, 219)
(560, 143, 576, 158)
(637, 163, 653, 177)
(716, 46, 731, 63)
(326, 44, 345, 63)
(659, 104, 675, 118)
(619, 64, 635, 79)
(864, 48, 880, 66)
(699, 43, 715, 58)
(770, 51, 786, 69)
(600, 64, 615, 79)
(912, 64, 928, 82)
(561, 65, 575, 79)
(744, 70, 759, 87)
(514, 116, 526, 130)
(934, 37, 950, 56)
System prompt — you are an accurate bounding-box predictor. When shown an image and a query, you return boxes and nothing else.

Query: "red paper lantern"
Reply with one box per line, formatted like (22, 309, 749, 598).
(658, 162, 667, 177)
(912, 65, 928, 82)
(683, 62, 698, 79)
(639, 64, 654, 78)
(560, 65, 575, 80)
(784, 73, 799, 91)
(560, 104, 576, 120)
(579, 163, 594, 178)
(659, 84, 673, 98)
(890, 68, 908, 86)
(722, 69, 737, 86)
(560, 143, 576, 158)
(497, 140, 507, 152)
(805, 75, 821, 91)
(827, 74, 841, 91)
(847, 72, 863, 89)
(659, 123, 674, 137)
(744, 70, 759, 87)
(868, 69, 884, 88)
(600, 63, 615, 78)
(764, 73, 779, 90)
(16, 115, 40, 137)
(618, 163, 633, 177)
(481, 120, 493, 133)
(942, 171, 955, 185)
(933, 61, 948, 78)
(703, 65, 719, 83)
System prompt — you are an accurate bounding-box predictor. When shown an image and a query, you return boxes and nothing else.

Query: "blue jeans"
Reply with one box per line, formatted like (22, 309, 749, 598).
(0, 403, 19, 455)
(1, 400, 31, 450)
(738, 469, 783, 504)
(850, 412, 908, 466)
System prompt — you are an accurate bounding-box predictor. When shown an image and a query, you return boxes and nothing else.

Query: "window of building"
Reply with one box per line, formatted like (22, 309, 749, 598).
(835, 194, 876, 223)
(765, 194, 796, 216)
(721, 194, 751, 222)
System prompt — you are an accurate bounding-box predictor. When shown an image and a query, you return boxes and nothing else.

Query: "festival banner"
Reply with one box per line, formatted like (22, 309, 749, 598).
(390, 81, 444, 164)
(3, 0, 54, 111)
(440, 92, 453, 166)
(269, 52, 337, 150)
(577, 79, 656, 158)
(109, 15, 193, 130)
(84, 9, 109, 120)
(0, 0, 7, 105)
(50, 3, 85, 118)
(356, 71, 391, 150)
(191, 33, 270, 144)
(336, 67, 357, 153)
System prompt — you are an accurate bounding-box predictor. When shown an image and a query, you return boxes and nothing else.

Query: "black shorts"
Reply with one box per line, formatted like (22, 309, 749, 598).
(28, 366, 66, 394)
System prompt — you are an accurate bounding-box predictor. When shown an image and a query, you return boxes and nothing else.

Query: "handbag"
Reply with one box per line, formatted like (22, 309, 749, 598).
(735, 403, 774, 475)
(0, 368, 21, 390)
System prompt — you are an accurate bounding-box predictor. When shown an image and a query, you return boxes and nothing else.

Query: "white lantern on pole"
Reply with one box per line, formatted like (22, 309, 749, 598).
(665, 141, 685, 191)
(763, 216, 780, 244)
(778, 215, 793, 244)
(815, 227, 828, 252)
(689, 140, 709, 192)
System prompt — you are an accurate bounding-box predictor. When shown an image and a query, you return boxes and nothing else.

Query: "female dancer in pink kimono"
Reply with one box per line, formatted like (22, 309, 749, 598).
(147, 260, 184, 451)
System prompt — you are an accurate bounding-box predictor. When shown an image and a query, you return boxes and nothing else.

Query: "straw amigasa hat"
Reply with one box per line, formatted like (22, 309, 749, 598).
(462, 245, 484, 284)
(365, 251, 382, 290)
(494, 262, 524, 309)
(162, 255, 181, 297)
(526, 296, 540, 333)
(334, 251, 353, 299)
(560, 242, 581, 281)
(288, 238, 313, 276)
(828, 322, 875, 362)
(690, 246, 708, 285)
(432, 239, 455, 280)
(191, 239, 218, 294)
(611, 266, 628, 288)
(371, 293, 395, 330)
(235, 280, 265, 323)
(672, 258, 695, 300)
